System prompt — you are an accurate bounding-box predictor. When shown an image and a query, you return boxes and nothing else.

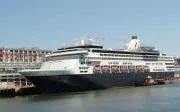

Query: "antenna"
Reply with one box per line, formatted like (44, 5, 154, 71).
(79, 34, 86, 45)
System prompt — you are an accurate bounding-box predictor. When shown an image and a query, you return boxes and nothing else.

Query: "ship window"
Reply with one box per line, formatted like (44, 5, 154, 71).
(80, 71, 88, 73)
(81, 62, 85, 64)
(146, 63, 151, 65)
(2, 79, 7, 82)
(166, 66, 175, 68)
(8, 79, 13, 82)
(165, 63, 174, 65)
(128, 62, 132, 65)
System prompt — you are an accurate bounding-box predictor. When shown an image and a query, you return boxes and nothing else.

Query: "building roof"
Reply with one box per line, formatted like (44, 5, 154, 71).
(0, 46, 52, 52)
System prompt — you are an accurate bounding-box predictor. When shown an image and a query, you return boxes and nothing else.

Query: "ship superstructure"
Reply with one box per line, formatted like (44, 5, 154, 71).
(19, 35, 175, 93)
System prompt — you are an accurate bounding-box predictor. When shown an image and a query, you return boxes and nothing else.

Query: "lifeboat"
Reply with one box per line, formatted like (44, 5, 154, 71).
(93, 66, 100, 71)
(143, 66, 150, 72)
(101, 65, 110, 70)
(93, 66, 101, 74)
(111, 65, 119, 72)
(120, 65, 128, 69)
(136, 65, 143, 72)
(101, 65, 110, 73)
(120, 65, 128, 73)
(136, 65, 143, 69)
(129, 65, 135, 69)
(128, 65, 136, 72)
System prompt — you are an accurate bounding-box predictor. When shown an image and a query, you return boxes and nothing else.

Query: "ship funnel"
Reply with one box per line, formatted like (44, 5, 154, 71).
(124, 36, 140, 50)
(132, 36, 137, 40)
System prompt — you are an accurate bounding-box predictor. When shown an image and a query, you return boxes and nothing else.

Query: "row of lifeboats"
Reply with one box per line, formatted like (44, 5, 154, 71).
(93, 65, 150, 72)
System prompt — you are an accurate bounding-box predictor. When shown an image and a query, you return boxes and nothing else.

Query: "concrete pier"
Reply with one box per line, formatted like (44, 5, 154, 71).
(0, 88, 15, 97)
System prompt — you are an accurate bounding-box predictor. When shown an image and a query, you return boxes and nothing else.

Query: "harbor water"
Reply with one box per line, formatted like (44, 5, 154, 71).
(0, 84, 180, 112)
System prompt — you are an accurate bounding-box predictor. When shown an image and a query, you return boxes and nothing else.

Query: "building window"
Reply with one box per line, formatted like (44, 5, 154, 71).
(29, 59, 32, 62)
(24, 59, 28, 62)
(10, 59, 13, 62)
(0, 58, 3, 62)
(5, 59, 8, 62)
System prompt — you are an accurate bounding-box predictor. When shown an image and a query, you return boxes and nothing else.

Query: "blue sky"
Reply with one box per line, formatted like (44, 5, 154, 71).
(0, 0, 180, 56)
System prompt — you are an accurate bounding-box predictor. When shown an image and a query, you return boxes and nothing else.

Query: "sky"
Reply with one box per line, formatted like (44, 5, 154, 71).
(0, 0, 180, 56)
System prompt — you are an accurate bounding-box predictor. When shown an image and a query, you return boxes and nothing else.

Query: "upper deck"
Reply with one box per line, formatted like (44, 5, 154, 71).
(46, 35, 170, 59)
(57, 44, 103, 51)
(51, 35, 160, 56)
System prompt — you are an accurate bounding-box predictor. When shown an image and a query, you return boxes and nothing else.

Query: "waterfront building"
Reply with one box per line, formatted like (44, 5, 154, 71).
(0, 46, 52, 89)
(0, 46, 52, 72)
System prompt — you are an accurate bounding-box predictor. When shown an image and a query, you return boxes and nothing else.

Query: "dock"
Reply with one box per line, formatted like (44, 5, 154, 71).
(0, 85, 35, 97)
(0, 88, 15, 97)
(0, 72, 35, 97)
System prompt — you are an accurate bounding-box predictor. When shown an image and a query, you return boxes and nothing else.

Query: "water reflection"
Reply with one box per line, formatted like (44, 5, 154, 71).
(0, 84, 180, 112)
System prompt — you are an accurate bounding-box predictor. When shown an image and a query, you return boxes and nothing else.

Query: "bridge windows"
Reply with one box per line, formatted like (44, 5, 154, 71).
(79, 67, 89, 69)
(80, 61, 91, 65)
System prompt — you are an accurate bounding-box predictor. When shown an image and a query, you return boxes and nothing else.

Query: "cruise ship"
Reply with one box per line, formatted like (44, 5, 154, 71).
(19, 35, 175, 93)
